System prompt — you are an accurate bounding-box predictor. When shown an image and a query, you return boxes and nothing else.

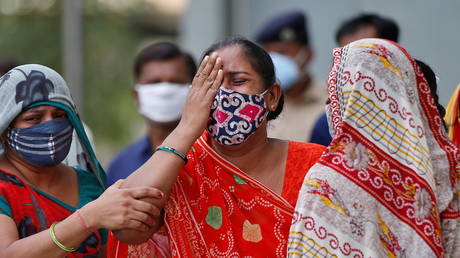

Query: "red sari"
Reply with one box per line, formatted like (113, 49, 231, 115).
(108, 131, 325, 257)
(0, 169, 106, 257)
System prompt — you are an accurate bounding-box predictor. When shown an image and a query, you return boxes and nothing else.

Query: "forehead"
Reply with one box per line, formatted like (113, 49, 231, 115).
(138, 57, 190, 83)
(339, 25, 379, 47)
(19, 105, 63, 116)
(25, 105, 63, 112)
(262, 41, 302, 57)
(215, 45, 254, 72)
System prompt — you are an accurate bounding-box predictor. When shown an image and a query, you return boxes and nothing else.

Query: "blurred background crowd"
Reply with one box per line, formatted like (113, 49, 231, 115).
(1, 0, 458, 166)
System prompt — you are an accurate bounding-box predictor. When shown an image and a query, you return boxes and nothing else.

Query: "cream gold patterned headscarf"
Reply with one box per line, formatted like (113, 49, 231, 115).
(288, 39, 459, 257)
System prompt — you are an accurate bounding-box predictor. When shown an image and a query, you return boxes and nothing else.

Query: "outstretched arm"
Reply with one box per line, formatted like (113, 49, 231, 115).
(114, 53, 223, 244)
(0, 180, 162, 257)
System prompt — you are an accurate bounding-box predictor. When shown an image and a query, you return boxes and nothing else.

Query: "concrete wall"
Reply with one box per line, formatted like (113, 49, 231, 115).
(180, 0, 460, 105)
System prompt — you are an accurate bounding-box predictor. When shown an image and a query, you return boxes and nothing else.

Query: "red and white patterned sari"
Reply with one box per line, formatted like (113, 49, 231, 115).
(288, 39, 460, 257)
(108, 131, 325, 257)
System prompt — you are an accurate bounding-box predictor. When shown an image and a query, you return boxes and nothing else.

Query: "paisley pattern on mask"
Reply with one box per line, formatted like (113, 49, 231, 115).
(207, 88, 268, 145)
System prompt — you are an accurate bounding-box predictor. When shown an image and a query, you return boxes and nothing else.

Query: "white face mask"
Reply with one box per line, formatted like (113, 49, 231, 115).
(269, 52, 300, 91)
(136, 82, 189, 123)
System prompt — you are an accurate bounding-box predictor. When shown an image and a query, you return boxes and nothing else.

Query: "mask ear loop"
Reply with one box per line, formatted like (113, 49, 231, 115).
(28, 101, 107, 189)
(261, 86, 277, 111)
(260, 89, 270, 96)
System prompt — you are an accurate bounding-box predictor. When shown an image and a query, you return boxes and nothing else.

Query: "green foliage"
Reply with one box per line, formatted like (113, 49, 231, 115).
(0, 1, 178, 163)
(83, 12, 144, 150)
(0, 10, 61, 71)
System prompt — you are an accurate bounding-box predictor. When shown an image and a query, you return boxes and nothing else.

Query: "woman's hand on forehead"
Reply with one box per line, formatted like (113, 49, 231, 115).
(175, 52, 223, 140)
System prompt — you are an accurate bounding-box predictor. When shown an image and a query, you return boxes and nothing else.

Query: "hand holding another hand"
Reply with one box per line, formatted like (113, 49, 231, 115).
(81, 180, 164, 232)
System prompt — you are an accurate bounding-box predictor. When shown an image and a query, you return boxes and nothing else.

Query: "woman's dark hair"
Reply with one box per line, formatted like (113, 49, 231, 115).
(202, 36, 284, 120)
(415, 59, 446, 128)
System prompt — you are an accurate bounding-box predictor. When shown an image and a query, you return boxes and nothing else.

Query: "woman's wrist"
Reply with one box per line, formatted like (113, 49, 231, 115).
(166, 123, 202, 152)
(78, 203, 99, 233)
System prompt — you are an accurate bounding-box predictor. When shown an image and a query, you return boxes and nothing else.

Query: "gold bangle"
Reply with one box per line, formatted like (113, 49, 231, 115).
(49, 222, 78, 252)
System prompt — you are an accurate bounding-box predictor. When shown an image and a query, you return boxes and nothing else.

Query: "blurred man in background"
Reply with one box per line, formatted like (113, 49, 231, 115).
(309, 13, 400, 146)
(107, 42, 196, 185)
(255, 11, 327, 142)
(335, 13, 399, 46)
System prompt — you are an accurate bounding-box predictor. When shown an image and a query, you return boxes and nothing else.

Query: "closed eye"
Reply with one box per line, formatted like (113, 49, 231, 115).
(24, 116, 40, 121)
(232, 78, 247, 85)
(53, 112, 68, 120)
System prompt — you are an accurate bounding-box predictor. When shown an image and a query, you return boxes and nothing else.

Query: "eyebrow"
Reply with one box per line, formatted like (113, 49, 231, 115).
(25, 107, 41, 113)
(24, 107, 64, 113)
(228, 71, 251, 76)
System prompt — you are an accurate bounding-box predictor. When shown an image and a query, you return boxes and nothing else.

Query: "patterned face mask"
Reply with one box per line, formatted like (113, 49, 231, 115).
(7, 119, 74, 167)
(207, 87, 269, 145)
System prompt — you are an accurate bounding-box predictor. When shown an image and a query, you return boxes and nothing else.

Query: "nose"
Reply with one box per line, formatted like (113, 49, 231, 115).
(42, 114, 54, 123)
(41, 110, 57, 123)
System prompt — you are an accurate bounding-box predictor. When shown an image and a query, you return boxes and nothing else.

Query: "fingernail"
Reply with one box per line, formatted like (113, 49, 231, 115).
(159, 192, 164, 198)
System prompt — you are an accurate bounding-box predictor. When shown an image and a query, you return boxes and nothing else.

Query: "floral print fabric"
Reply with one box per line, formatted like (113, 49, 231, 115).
(106, 136, 326, 258)
(288, 39, 460, 257)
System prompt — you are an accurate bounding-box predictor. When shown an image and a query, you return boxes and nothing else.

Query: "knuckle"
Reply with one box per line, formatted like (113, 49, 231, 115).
(133, 221, 142, 228)
(145, 188, 154, 197)
(121, 190, 130, 198)
(121, 200, 130, 207)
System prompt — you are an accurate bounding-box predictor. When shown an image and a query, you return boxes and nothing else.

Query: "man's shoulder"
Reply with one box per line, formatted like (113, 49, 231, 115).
(115, 137, 150, 158)
(302, 79, 328, 101)
(107, 137, 150, 172)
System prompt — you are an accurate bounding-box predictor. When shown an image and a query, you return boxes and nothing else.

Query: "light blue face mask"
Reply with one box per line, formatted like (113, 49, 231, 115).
(269, 52, 300, 91)
(7, 119, 74, 167)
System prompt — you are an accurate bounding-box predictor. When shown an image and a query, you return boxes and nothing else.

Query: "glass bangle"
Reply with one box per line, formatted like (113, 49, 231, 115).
(49, 222, 78, 252)
(155, 145, 188, 164)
